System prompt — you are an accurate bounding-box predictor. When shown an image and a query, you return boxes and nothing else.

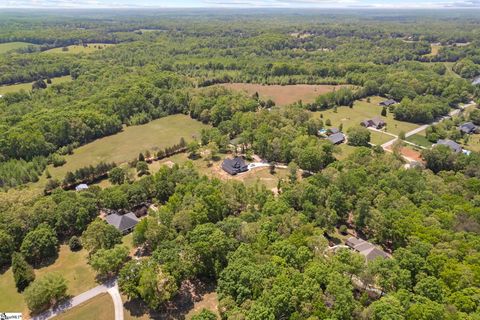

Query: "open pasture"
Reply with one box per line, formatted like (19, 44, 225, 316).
(46, 114, 209, 180)
(44, 43, 115, 54)
(0, 42, 36, 54)
(218, 83, 349, 106)
(0, 75, 72, 95)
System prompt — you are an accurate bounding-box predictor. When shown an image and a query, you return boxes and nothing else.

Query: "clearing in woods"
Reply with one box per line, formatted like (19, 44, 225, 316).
(43, 43, 115, 54)
(313, 96, 420, 140)
(0, 75, 72, 95)
(218, 83, 349, 106)
(0, 41, 36, 53)
(43, 114, 210, 180)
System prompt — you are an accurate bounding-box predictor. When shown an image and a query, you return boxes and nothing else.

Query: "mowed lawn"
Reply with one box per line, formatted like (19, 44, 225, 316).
(53, 293, 114, 320)
(0, 41, 36, 54)
(44, 43, 115, 54)
(46, 114, 210, 180)
(313, 96, 420, 138)
(0, 245, 96, 315)
(218, 83, 350, 106)
(0, 75, 72, 95)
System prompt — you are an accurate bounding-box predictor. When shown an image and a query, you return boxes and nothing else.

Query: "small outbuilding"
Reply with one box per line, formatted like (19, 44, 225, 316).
(459, 122, 477, 134)
(379, 99, 397, 107)
(436, 139, 462, 153)
(327, 132, 346, 145)
(221, 157, 249, 175)
(75, 184, 89, 191)
(105, 212, 139, 234)
(360, 117, 386, 129)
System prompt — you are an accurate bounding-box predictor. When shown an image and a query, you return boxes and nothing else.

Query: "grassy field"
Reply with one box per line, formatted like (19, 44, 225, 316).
(44, 114, 209, 181)
(0, 75, 72, 95)
(0, 41, 36, 54)
(406, 132, 432, 148)
(218, 83, 349, 106)
(462, 134, 480, 153)
(0, 245, 96, 315)
(54, 293, 114, 320)
(44, 43, 115, 54)
(313, 96, 420, 139)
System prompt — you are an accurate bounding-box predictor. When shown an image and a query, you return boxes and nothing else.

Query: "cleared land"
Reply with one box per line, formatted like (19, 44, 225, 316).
(314, 96, 420, 142)
(0, 245, 96, 315)
(53, 293, 114, 320)
(218, 83, 348, 106)
(44, 43, 115, 54)
(0, 75, 72, 95)
(150, 152, 289, 192)
(45, 114, 209, 180)
(0, 41, 36, 54)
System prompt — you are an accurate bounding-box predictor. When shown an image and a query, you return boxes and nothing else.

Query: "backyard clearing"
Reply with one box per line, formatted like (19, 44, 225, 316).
(53, 293, 114, 320)
(0, 75, 72, 95)
(44, 43, 115, 54)
(44, 114, 209, 180)
(218, 83, 349, 106)
(0, 41, 36, 53)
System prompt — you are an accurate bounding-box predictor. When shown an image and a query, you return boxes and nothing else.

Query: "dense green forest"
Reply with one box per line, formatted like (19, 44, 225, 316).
(0, 9, 480, 319)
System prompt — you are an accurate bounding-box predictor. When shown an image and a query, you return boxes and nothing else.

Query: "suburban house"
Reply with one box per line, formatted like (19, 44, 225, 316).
(379, 99, 397, 107)
(346, 237, 390, 262)
(105, 212, 139, 234)
(327, 132, 346, 145)
(75, 183, 89, 192)
(221, 157, 249, 175)
(360, 117, 386, 129)
(459, 122, 478, 134)
(436, 139, 462, 153)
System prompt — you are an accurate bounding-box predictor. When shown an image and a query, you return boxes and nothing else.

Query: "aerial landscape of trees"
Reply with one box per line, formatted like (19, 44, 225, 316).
(0, 9, 479, 319)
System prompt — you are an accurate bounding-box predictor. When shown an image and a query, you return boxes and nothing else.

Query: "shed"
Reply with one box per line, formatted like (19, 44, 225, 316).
(105, 212, 139, 234)
(75, 184, 89, 191)
(379, 99, 397, 107)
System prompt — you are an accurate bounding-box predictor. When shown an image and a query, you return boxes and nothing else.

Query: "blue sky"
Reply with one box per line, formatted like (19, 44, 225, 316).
(2, 0, 480, 8)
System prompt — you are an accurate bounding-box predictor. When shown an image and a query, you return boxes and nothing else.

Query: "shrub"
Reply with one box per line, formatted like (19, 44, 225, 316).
(69, 236, 82, 251)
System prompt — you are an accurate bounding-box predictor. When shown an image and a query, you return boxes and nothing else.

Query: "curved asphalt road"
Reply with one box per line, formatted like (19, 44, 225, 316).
(32, 279, 123, 320)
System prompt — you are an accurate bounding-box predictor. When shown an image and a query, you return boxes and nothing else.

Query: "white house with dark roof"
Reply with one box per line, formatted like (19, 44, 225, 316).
(345, 237, 390, 262)
(105, 212, 139, 234)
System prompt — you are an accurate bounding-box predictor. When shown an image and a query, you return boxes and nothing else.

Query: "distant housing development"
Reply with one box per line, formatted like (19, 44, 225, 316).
(345, 237, 390, 262)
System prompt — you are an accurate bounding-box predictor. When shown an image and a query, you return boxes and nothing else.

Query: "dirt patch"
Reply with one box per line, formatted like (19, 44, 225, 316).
(386, 145, 424, 163)
(217, 83, 349, 106)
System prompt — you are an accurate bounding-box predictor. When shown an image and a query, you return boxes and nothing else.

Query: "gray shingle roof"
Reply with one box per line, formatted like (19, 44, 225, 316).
(459, 122, 477, 134)
(222, 157, 249, 175)
(437, 139, 462, 153)
(105, 212, 139, 232)
(379, 99, 397, 106)
(345, 237, 390, 262)
(327, 132, 345, 144)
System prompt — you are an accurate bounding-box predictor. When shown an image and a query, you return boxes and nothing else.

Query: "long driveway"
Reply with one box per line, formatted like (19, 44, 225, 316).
(32, 279, 123, 320)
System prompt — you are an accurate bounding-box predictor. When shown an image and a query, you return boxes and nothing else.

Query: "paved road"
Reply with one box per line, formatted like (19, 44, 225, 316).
(32, 279, 122, 320)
